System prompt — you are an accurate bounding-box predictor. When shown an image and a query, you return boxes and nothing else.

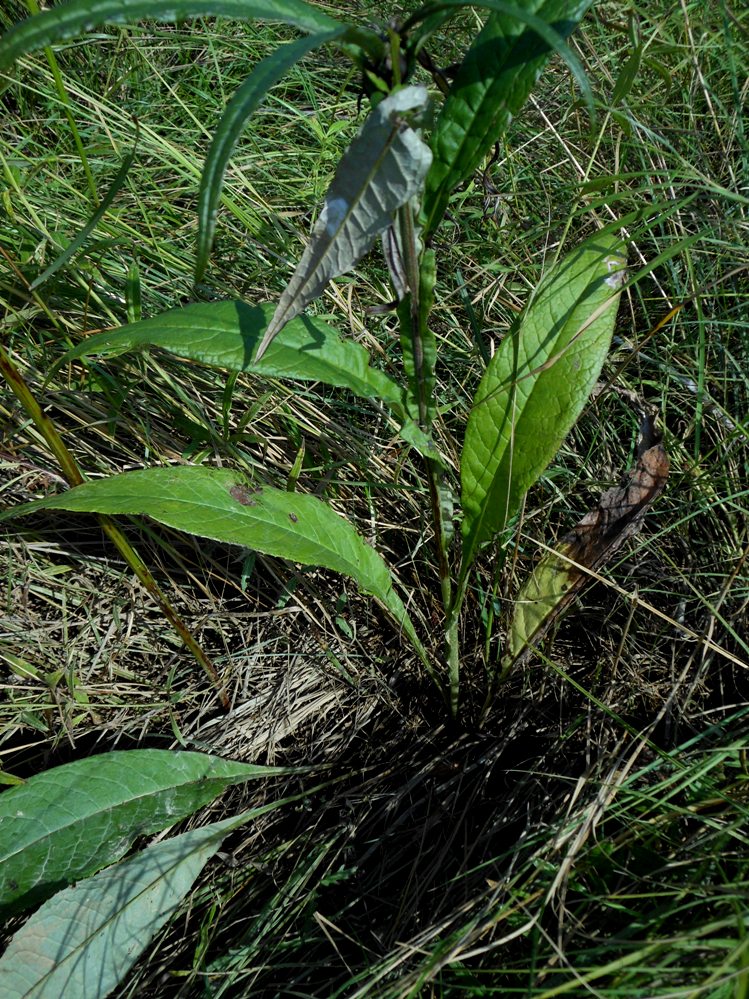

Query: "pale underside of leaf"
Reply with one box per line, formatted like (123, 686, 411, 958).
(505, 441, 670, 671)
(255, 85, 433, 358)
(0, 812, 249, 999)
(460, 232, 627, 575)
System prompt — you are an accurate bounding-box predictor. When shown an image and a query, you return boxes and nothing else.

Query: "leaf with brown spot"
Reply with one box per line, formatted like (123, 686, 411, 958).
(0, 466, 430, 673)
(503, 441, 670, 676)
(230, 484, 260, 506)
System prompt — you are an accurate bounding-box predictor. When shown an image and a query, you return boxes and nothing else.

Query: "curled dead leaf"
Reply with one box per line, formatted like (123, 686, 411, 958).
(502, 440, 670, 676)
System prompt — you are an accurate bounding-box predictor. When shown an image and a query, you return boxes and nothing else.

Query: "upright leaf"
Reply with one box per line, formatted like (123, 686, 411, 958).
(397, 245, 437, 424)
(0, 0, 347, 70)
(0, 466, 430, 672)
(254, 85, 433, 359)
(0, 749, 290, 916)
(460, 231, 627, 575)
(195, 33, 337, 282)
(0, 808, 267, 999)
(422, 0, 592, 238)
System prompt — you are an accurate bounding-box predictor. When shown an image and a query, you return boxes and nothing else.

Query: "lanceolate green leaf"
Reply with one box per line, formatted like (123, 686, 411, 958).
(0, 808, 272, 999)
(1, 467, 429, 670)
(460, 230, 627, 575)
(195, 33, 336, 283)
(0, 749, 289, 916)
(0, 0, 348, 70)
(59, 300, 406, 413)
(421, 0, 592, 238)
(255, 85, 433, 359)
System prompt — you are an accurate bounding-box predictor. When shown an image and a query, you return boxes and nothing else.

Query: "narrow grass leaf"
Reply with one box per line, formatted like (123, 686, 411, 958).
(0, 466, 428, 668)
(195, 33, 337, 282)
(422, 0, 592, 237)
(30, 134, 136, 290)
(0, 808, 267, 999)
(612, 42, 643, 105)
(254, 85, 432, 359)
(0, 0, 345, 70)
(0, 749, 290, 916)
(460, 230, 627, 574)
(57, 300, 407, 414)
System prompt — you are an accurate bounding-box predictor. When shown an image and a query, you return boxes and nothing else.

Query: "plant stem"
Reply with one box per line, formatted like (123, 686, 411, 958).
(444, 569, 471, 716)
(396, 204, 456, 707)
(397, 205, 427, 427)
(0, 344, 230, 711)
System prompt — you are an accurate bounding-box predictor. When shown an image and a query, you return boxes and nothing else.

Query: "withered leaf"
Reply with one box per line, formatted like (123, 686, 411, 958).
(229, 484, 260, 506)
(503, 441, 670, 675)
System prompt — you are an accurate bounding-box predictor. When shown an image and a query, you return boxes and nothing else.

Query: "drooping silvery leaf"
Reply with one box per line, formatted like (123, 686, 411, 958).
(380, 200, 428, 304)
(381, 222, 408, 301)
(255, 85, 432, 359)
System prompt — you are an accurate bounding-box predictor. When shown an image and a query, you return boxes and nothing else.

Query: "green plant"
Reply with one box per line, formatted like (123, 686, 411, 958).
(0, 0, 642, 721)
(0, 749, 319, 995)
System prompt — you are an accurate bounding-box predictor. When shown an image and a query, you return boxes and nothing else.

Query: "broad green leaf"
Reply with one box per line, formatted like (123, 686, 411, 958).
(0, 749, 289, 916)
(0, 466, 429, 669)
(422, 0, 592, 238)
(195, 33, 336, 282)
(58, 301, 443, 461)
(58, 300, 406, 414)
(255, 85, 433, 358)
(0, 809, 260, 999)
(460, 231, 627, 575)
(0, 0, 347, 70)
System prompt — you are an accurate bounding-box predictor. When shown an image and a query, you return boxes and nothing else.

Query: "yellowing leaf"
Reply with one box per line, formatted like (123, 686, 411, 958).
(504, 439, 670, 673)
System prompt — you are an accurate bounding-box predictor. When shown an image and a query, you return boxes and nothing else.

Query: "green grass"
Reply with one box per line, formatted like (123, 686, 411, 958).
(2, 0, 749, 995)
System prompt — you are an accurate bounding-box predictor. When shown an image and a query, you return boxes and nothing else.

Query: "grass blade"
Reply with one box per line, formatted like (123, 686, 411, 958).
(0, 0, 343, 70)
(30, 134, 137, 291)
(195, 33, 338, 283)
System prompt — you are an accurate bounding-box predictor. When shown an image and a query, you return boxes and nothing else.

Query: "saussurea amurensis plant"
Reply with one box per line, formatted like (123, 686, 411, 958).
(1, 0, 633, 720)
